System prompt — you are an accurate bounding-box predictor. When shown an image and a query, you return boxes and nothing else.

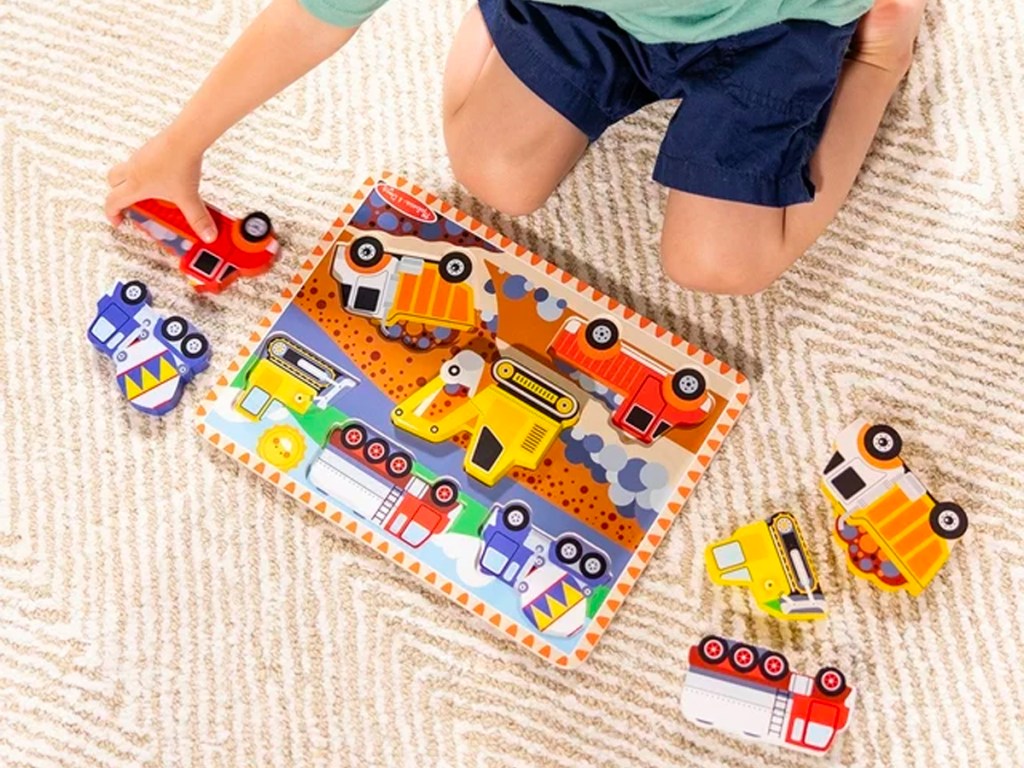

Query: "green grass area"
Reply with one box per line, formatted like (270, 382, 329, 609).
(447, 496, 493, 539)
(586, 585, 609, 618)
(293, 403, 350, 447)
(229, 352, 257, 390)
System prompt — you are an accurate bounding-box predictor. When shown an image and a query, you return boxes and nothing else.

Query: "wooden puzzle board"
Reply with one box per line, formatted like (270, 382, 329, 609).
(196, 173, 750, 667)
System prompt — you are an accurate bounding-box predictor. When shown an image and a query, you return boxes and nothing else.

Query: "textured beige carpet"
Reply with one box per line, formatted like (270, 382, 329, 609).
(1, 0, 1022, 765)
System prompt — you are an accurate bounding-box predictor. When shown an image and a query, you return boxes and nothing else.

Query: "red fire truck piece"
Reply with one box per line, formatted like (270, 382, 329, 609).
(307, 421, 461, 548)
(127, 198, 279, 293)
(681, 635, 854, 756)
(548, 317, 713, 443)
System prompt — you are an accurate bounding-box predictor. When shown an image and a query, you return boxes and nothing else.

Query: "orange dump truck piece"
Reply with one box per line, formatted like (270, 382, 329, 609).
(820, 420, 968, 595)
(331, 235, 477, 331)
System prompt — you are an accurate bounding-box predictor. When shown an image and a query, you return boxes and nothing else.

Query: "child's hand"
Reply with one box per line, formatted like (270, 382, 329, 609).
(105, 131, 217, 242)
(849, 0, 927, 78)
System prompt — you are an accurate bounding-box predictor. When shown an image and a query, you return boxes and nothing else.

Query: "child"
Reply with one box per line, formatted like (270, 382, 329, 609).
(105, 0, 926, 295)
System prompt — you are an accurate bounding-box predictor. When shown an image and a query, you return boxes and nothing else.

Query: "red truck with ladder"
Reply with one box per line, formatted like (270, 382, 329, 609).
(307, 420, 461, 548)
(548, 316, 713, 443)
(681, 635, 854, 756)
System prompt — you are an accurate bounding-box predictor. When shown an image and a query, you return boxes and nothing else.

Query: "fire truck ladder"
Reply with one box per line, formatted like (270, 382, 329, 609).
(767, 689, 790, 738)
(371, 486, 404, 527)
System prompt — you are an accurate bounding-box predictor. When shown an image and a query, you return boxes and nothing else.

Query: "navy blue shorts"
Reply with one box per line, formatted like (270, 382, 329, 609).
(478, 0, 858, 207)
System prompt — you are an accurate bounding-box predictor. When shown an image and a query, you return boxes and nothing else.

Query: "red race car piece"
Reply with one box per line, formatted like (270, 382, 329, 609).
(125, 198, 279, 293)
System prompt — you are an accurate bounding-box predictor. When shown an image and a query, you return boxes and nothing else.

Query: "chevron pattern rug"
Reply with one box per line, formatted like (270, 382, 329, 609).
(1, 1, 1021, 765)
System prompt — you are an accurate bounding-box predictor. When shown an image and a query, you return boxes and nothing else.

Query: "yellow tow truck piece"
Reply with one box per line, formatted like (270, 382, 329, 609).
(705, 511, 826, 621)
(391, 351, 580, 486)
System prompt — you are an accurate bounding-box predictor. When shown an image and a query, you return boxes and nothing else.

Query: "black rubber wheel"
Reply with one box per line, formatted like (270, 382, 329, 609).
(579, 553, 608, 580)
(930, 502, 968, 539)
(240, 212, 272, 243)
(555, 537, 583, 565)
(161, 316, 188, 342)
(501, 503, 530, 532)
(341, 423, 367, 450)
(584, 318, 619, 351)
(697, 635, 728, 665)
(864, 424, 902, 461)
(364, 438, 389, 464)
(431, 479, 459, 508)
(120, 280, 148, 305)
(815, 667, 847, 697)
(439, 252, 472, 283)
(759, 652, 790, 681)
(728, 643, 759, 673)
(385, 451, 412, 479)
(670, 369, 706, 401)
(350, 236, 385, 268)
(179, 333, 209, 360)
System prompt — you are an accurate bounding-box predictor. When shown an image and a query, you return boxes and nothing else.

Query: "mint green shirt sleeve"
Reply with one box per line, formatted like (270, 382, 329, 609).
(299, 0, 389, 28)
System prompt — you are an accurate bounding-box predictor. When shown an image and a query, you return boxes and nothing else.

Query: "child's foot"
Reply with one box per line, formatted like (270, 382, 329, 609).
(848, 0, 928, 78)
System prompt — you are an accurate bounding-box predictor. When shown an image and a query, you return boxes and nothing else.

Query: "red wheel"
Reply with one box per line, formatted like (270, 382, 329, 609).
(759, 652, 789, 681)
(697, 636, 728, 665)
(728, 643, 759, 673)
(815, 667, 847, 696)
(341, 423, 367, 450)
(386, 451, 412, 478)
(364, 438, 389, 464)
(430, 479, 459, 507)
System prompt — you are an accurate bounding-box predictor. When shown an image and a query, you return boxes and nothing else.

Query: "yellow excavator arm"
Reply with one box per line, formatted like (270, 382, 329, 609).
(391, 351, 485, 442)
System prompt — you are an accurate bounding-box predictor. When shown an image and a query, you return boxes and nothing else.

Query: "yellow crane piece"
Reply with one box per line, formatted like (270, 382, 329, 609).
(391, 351, 580, 486)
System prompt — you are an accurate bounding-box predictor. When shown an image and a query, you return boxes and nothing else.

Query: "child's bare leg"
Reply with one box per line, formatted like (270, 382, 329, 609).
(443, 7, 588, 216)
(661, 0, 926, 295)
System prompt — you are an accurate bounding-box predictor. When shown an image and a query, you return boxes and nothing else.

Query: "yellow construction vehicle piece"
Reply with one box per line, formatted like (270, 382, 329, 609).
(234, 334, 357, 421)
(705, 511, 827, 621)
(391, 351, 580, 486)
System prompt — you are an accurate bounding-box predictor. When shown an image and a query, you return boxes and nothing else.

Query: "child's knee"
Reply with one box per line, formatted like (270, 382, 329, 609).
(447, 141, 550, 216)
(660, 239, 787, 296)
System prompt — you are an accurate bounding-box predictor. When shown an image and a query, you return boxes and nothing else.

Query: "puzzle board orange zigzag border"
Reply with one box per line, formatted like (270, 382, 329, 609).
(195, 172, 751, 668)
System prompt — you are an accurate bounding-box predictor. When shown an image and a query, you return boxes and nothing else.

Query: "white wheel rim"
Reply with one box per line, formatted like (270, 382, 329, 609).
(507, 510, 525, 528)
(583, 558, 601, 575)
(185, 339, 202, 355)
(168, 321, 184, 337)
(126, 286, 142, 301)
(560, 542, 579, 560)
(592, 325, 613, 344)
(356, 244, 376, 262)
(244, 218, 268, 238)
(939, 511, 960, 532)
(678, 375, 700, 394)
(446, 260, 465, 276)
(873, 434, 894, 453)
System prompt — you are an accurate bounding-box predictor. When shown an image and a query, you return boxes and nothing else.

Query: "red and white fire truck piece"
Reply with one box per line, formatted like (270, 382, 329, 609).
(307, 420, 461, 548)
(548, 316, 713, 443)
(681, 635, 854, 757)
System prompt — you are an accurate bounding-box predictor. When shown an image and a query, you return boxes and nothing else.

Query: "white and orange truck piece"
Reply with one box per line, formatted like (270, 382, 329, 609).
(820, 418, 968, 595)
(331, 234, 477, 332)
